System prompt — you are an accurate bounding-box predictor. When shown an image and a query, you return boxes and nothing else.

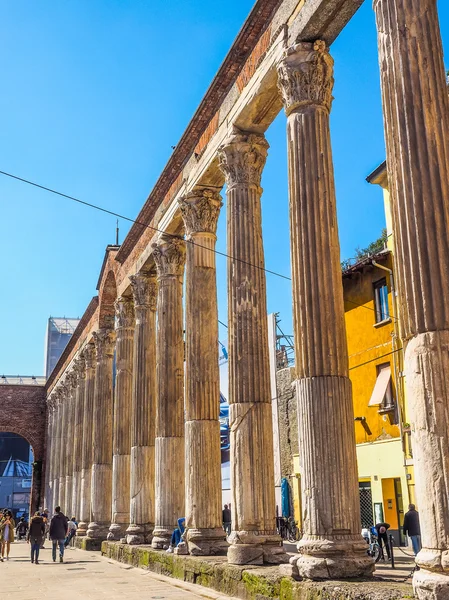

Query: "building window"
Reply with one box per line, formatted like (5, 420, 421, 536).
(373, 278, 389, 323)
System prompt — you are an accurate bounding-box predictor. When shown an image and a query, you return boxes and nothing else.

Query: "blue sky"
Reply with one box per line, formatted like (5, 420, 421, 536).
(1, 1, 448, 376)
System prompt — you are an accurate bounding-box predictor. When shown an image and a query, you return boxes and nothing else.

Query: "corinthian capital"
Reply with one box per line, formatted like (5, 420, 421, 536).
(82, 342, 96, 370)
(277, 40, 334, 115)
(152, 236, 186, 279)
(115, 296, 135, 329)
(66, 370, 78, 391)
(74, 355, 86, 381)
(218, 130, 268, 189)
(179, 188, 222, 237)
(93, 328, 116, 360)
(129, 271, 157, 311)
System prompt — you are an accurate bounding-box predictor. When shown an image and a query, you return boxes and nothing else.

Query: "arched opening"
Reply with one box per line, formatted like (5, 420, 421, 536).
(0, 432, 34, 520)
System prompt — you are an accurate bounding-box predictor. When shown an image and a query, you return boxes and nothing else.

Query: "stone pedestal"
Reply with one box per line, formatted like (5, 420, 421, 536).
(78, 342, 95, 536)
(373, 2, 449, 596)
(277, 42, 373, 579)
(179, 189, 228, 556)
(218, 131, 287, 566)
(126, 272, 158, 545)
(151, 237, 186, 549)
(87, 328, 116, 540)
(108, 297, 134, 542)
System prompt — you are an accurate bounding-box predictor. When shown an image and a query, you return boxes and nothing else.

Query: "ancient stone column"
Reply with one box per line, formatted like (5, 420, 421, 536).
(52, 389, 62, 510)
(78, 342, 96, 536)
(151, 236, 186, 549)
(218, 131, 287, 566)
(108, 296, 134, 541)
(44, 395, 55, 514)
(126, 272, 158, 545)
(72, 355, 86, 522)
(58, 382, 68, 513)
(277, 42, 373, 578)
(64, 372, 77, 518)
(373, 2, 449, 596)
(86, 328, 116, 540)
(178, 188, 227, 556)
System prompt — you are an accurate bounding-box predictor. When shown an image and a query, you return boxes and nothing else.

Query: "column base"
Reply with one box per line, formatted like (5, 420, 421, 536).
(86, 521, 109, 540)
(107, 522, 129, 542)
(186, 528, 228, 556)
(77, 521, 88, 537)
(414, 569, 449, 599)
(126, 523, 153, 545)
(288, 535, 374, 580)
(151, 526, 172, 550)
(227, 531, 289, 565)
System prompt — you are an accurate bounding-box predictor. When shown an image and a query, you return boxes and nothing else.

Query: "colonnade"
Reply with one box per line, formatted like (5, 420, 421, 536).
(44, 1, 449, 595)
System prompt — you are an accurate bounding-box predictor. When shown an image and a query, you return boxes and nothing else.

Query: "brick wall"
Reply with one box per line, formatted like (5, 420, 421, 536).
(0, 385, 46, 512)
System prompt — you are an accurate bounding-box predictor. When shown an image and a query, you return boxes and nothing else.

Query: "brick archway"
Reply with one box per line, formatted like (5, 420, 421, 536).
(0, 384, 46, 513)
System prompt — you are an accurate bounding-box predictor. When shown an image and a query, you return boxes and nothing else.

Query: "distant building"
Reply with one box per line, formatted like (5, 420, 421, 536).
(44, 317, 80, 378)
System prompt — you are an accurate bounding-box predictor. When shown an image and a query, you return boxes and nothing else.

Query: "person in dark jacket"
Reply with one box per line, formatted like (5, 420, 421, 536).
(49, 506, 68, 563)
(27, 512, 45, 564)
(222, 504, 231, 536)
(16, 517, 28, 540)
(375, 522, 391, 560)
(403, 504, 421, 555)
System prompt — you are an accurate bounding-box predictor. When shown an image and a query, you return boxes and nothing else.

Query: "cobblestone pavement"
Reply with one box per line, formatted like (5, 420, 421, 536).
(2, 541, 235, 600)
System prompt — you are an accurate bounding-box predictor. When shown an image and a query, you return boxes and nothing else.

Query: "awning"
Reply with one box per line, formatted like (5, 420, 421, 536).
(368, 366, 391, 406)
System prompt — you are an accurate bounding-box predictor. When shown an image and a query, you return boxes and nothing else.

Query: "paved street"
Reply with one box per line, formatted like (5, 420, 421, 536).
(1, 541, 234, 600)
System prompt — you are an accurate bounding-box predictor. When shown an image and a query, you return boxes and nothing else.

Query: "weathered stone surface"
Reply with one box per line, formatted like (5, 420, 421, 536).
(218, 130, 287, 565)
(78, 342, 95, 536)
(126, 271, 158, 545)
(180, 188, 227, 556)
(277, 41, 373, 579)
(374, 0, 449, 596)
(108, 296, 134, 542)
(152, 237, 186, 549)
(87, 328, 116, 540)
(102, 541, 412, 600)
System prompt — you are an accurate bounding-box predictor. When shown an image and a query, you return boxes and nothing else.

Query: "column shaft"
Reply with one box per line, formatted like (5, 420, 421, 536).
(58, 385, 68, 513)
(64, 373, 76, 518)
(52, 396, 61, 511)
(218, 131, 287, 566)
(87, 328, 116, 540)
(44, 398, 54, 514)
(277, 41, 373, 579)
(126, 273, 157, 545)
(78, 343, 96, 536)
(72, 356, 86, 522)
(151, 237, 186, 549)
(108, 297, 134, 541)
(373, 1, 449, 596)
(180, 189, 227, 555)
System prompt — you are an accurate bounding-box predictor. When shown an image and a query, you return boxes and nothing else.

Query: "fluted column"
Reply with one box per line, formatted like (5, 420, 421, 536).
(87, 328, 116, 540)
(65, 371, 77, 517)
(218, 131, 287, 566)
(78, 342, 96, 536)
(58, 382, 68, 513)
(373, 2, 449, 596)
(277, 41, 373, 579)
(177, 188, 227, 556)
(151, 236, 186, 549)
(44, 395, 55, 514)
(108, 296, 134, 541)
(52, 389, 62, 510)
(72, 355, 86, 522)
(126, 272, 158, 545)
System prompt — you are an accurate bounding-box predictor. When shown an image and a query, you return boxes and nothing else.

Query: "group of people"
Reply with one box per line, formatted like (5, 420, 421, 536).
(0, 506, 78, 564)
(369, 504, 421, 561)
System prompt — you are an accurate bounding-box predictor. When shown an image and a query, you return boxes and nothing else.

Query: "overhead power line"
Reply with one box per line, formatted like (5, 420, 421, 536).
(0, 169, 398, 321)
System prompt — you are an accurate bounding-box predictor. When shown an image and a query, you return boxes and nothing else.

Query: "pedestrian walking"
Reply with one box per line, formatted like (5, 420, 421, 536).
(27, 512, 45, 564)
(375, 521, 391, 560)
(40, 508, 49, 548)
(0, 510, 15, 561)
(64, 517, 77, 547)
(403, 504, 421, 556)
(16, 517, 28, 540)
(222, 504, 231, 536)
(49, 506, 68, 563)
